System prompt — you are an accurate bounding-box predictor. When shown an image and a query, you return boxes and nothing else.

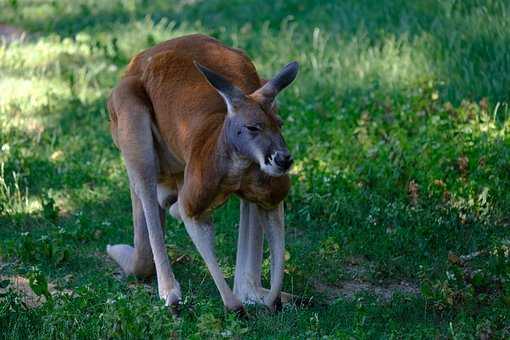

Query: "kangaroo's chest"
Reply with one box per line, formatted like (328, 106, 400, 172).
(198, 161, 282, 216)
(222, 163, 291, 211)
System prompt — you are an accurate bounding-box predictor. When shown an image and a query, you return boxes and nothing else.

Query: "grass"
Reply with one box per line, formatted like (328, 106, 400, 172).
(1, 0, 510, 338)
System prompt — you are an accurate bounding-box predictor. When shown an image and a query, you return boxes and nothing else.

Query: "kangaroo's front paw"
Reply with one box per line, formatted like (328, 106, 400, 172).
(224, 300, 248, 319)
(161, 287, 182, 307)
(236, 286, 298, 311)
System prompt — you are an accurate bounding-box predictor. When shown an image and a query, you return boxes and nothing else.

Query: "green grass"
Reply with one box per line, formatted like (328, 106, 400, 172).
(1, 0, 510, 338)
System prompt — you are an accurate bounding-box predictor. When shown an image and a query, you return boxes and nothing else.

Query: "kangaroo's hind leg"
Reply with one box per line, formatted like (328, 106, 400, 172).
(106, 76, 181, 307)
(233, 199, 264, 304)
(107, 186, 166, 278)
(234, 200, 297, 310)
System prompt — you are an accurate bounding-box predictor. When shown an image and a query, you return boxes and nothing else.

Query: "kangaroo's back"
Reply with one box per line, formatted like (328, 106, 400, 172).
(122, 34, 262, 161)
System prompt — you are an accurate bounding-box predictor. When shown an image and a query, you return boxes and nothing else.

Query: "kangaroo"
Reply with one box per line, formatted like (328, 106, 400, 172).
(106, 34, 298, 314)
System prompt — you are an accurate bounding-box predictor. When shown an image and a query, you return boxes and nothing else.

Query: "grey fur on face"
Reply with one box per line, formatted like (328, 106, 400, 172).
(195, 61, 298, 176)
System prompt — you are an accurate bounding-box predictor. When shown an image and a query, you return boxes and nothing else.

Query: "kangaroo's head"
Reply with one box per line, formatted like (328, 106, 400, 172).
(195, 61, 299, 177)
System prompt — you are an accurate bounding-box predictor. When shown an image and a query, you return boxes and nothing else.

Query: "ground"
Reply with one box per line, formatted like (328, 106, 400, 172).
(1, 0, 510, 338)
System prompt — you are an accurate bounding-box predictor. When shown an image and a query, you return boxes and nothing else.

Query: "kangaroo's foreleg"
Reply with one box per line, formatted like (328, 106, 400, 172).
(171, 199, 244, 314)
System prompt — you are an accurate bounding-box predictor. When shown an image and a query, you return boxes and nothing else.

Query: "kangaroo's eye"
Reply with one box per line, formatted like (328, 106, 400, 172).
(245, 125, 262, 132)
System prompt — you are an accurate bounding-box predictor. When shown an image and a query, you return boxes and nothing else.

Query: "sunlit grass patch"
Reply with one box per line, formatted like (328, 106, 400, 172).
(0, 162, 40, 216)
(0, 36, 92, 72)
(250, 25, 435, 97)
(0, 75, 69, 110)
(0, 76, 72, 138)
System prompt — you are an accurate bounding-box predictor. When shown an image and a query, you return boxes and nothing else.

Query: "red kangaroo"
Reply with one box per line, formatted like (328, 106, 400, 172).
(106, 34, 298, 314)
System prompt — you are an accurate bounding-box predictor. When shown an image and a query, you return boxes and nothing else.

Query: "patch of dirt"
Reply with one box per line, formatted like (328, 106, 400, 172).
(343, 256, 370, 280)
(0, 275, 48, 308)
(0, 24, 27, 43)
(314, 279, 419, 302)
(313, 259, 419, 302)
(0, 258, 73, 308)
(0, 274, 73, 308)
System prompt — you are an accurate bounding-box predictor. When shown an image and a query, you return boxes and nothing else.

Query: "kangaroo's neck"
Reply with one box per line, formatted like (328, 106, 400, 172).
(181, 113, 251, 218)
(195, 113, 252, 184)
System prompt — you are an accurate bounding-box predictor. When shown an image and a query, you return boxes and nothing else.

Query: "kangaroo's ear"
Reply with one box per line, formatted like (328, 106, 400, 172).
(250, 61, 299, 111)
(194, 61, 245, 114)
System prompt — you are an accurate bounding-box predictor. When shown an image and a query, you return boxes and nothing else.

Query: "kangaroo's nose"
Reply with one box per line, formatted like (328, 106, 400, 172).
(274, 151, 293, 171)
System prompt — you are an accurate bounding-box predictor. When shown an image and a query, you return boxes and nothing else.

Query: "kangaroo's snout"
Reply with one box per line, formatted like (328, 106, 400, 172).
(274, 151, 293, 171)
